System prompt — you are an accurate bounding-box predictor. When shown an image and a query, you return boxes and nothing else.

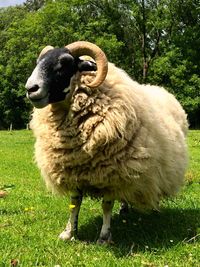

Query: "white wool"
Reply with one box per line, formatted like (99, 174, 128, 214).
(31, 62, 188, 210)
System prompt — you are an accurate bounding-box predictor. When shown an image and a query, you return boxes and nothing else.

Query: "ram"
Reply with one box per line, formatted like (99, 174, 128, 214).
(25, 41, 188, 244)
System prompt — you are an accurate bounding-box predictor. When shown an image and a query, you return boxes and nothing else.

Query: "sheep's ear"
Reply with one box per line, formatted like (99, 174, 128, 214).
(38, 45, 54, 59)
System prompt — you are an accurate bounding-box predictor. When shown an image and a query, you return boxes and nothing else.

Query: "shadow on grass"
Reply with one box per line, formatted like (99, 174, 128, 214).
(78, 207, 200, 257)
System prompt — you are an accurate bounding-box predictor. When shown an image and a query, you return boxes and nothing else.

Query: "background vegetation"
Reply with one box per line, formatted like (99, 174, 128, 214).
(0, 130, 199, 266)
(0, 0, 200, 129)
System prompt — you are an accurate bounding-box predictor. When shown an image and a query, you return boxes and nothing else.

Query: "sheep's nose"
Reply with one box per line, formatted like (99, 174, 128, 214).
(26, 84, 39, 94)
(26, 83, 44, 100)
(26, 83, 42, 100)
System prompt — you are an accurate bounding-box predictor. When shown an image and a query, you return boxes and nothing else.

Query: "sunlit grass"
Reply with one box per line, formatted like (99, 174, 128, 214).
(0, 130, 199, 266)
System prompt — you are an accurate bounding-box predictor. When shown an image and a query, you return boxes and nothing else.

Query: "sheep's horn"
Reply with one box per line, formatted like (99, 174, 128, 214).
(38, 45, 54, 58)
(66, 41, 108, 88)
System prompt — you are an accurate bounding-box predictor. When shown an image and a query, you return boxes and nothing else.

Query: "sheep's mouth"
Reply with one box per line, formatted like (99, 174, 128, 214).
(27, 87, 70, 109)
(27, 92, 49, 109)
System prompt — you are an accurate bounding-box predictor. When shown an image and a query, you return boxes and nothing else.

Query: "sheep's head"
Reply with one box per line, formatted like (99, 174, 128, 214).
(25, 41, 108, 108)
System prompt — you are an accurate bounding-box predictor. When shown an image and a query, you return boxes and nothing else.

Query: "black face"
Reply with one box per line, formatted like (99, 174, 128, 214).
(25, 47, 96, 108)
(42, 48, 77, 104)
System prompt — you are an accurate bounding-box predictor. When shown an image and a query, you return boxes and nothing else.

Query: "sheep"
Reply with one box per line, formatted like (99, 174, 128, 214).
(25, 41, 188, 244)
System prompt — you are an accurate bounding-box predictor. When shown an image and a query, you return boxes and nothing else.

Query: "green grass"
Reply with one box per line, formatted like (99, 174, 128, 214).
(0, 130, 199, 267)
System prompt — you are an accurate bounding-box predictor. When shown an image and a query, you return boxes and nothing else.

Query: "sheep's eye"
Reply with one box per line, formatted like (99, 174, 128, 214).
(55, 63, 68, 74)
(54, 64, 62, 72)
(57, 68, 66, 76)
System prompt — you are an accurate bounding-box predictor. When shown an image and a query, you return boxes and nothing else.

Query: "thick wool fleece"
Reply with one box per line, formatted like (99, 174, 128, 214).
(31, 63, 188, 210)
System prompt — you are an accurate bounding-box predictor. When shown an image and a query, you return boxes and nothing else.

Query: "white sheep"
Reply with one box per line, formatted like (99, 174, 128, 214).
(25, 41, 188, 243)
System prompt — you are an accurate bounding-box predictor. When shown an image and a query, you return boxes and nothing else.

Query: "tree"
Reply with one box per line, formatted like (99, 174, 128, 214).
(147, 0, 200, 127)
(0, 0, 199, 128)
(23, 0, 46, 11)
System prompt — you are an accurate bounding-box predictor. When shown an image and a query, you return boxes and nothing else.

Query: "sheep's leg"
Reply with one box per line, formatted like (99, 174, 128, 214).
(119, 201, 129, 215)
(59, 190, 82, 241)
(97, 196, 114, 244)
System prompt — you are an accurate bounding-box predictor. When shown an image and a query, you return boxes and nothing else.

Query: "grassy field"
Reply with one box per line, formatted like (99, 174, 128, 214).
(0, 130, 199, 267)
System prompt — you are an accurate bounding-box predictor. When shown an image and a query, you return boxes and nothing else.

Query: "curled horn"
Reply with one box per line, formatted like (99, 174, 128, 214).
(38, 45, 54, 58)
(66, 41, 108, 88)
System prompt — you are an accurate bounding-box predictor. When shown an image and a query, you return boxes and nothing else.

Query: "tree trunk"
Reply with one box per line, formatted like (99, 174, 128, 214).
(141, 0, 148, 82)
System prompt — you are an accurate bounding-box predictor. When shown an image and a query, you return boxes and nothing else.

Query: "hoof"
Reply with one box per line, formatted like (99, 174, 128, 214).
(119, 202, 129, 215)
(59, 230, 75, 241)
(97, 233, 113, 245)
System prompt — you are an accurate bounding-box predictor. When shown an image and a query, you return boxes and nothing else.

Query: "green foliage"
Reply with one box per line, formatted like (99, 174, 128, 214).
(24, 0, 46, 11)
(0, 0, 200, 128)
(0, 130, 199, 266)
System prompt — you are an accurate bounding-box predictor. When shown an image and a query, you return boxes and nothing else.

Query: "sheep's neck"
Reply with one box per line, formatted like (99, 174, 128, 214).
(50, 100, 70, 112)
